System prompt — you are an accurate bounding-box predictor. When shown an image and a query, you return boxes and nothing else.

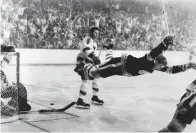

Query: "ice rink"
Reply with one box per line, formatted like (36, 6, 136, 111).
(1, 65, 196, 132)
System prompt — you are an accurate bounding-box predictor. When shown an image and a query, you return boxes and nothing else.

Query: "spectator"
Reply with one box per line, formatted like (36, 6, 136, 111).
(1, 0, 196, 50)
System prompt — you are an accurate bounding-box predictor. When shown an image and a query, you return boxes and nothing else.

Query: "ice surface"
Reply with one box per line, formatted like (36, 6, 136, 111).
(1, 65, 196, 132)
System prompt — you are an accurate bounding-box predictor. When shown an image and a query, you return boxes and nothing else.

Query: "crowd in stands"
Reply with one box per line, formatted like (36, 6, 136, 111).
(1, 0, 196, 50)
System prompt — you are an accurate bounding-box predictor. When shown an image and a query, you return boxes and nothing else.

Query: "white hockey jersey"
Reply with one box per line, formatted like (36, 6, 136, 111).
(80, 37, 98, 56)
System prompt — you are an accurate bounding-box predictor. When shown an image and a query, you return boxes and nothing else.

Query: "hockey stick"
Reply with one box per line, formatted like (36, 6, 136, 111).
(38, 102, 76, 113)
(98, 48, 102, 58)
(20, 102, 76, 114)
(97, 40, 103, 58)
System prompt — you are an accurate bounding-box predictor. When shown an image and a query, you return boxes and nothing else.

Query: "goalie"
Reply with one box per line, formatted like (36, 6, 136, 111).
(159, 79, 196, 132)
(1, 44, 31, 116)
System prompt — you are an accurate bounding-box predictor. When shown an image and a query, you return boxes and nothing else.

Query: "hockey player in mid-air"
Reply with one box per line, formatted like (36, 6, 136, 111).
(75, 27, 104, 109)
(74, 36, 196, 83)
(1, 44, 31, 116)
(159, 78, 196, 132)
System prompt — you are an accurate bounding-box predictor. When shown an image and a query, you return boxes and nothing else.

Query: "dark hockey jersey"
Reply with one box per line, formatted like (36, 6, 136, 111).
(125, 54, 191, 76)
(99, 54, 192, 78)
(124, 54, 155, 76)
(97, 54, 155, 78)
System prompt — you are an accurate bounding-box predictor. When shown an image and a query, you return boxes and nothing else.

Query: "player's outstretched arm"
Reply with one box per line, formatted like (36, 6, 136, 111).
(157, 62, 196, 74)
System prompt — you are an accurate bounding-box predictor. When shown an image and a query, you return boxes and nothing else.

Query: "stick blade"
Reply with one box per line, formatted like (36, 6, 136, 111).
(38, 102, 76, 113)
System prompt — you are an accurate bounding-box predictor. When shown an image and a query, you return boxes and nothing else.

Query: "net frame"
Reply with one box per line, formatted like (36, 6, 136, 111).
(1, 52, 20, 124)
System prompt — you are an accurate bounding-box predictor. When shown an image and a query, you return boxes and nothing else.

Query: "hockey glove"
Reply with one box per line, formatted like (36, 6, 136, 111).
(162, 36, 173, 50)
(88, 53, 101, 65)
(74, 62, 85, 76)
(103, 43, 114, 50)
(77, 53, 93, 64)
(187, 62, 196, 70)
(103, 39, 114, 50)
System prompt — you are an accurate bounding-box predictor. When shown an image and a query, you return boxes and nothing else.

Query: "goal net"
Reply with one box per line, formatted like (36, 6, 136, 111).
(1, 52, 20, 124)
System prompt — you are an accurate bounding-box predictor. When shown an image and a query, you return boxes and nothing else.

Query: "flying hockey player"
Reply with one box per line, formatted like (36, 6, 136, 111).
(74, 36, 196, 81)
(159, 79, 196, 132)
(1, 44, 31, 114)
(74, 27, 103, 109)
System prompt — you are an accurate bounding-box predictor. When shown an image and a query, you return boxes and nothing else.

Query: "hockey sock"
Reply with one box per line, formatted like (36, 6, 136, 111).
(92, 80, 99, 96)
(79, 81, 88, 99)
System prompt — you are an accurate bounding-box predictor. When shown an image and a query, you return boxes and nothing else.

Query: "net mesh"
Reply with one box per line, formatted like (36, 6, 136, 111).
(1, 52, 20, 124)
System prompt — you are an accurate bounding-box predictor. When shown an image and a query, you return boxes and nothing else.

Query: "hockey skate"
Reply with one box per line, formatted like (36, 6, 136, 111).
(19, 103, 31, 112)
(76, 98, 90, 109)
(91, 95, 104, 105)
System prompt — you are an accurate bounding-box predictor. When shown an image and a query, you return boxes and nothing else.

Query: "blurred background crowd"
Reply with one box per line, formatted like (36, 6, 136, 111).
(1, 0, 196, 50)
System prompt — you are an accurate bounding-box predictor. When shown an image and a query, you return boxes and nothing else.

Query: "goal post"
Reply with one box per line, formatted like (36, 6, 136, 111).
(1, 52, 20, 124)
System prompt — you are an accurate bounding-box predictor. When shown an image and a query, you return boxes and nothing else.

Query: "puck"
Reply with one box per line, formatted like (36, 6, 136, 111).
(50, 103, 54, 105)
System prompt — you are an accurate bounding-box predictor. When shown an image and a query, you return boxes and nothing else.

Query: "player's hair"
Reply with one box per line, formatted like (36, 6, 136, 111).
(155, 54, 167, 66)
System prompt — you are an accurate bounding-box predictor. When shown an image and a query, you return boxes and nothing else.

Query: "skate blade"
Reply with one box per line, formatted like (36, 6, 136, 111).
(76, 105, 90, 109)
(91, 101, 104, 105)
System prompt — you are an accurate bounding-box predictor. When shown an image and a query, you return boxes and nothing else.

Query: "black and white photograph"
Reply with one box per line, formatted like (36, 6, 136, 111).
(0, 0, 196, 132)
